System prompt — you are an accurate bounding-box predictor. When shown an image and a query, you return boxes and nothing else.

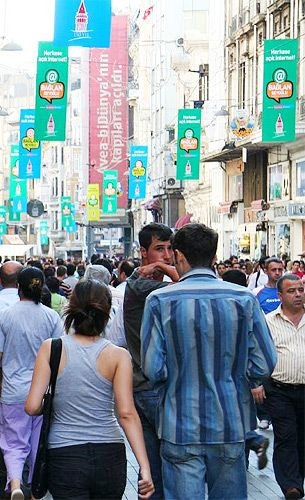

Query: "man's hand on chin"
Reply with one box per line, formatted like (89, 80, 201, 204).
(139, 262, 179, 282)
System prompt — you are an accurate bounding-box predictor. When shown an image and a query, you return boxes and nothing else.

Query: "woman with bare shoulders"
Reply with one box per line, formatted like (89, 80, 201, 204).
(25, 279, 154, 500)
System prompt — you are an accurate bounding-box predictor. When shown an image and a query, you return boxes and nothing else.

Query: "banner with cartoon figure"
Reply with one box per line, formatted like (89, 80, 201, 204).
(263, 39, 298, 142)
(19, 110, 41, 179)
(53, 0, 111, 48)
(87, 184, 100, 221)
(0, 206, 7, 237)
(35, 42, 68, 141)
(61, 196, 73, 230)
(177, 109, 201, 180)
(9, 145, 27, 217)
(128, 146, 148, 199)
(102, 170, 117, 214)
(40, 220, 49, 246)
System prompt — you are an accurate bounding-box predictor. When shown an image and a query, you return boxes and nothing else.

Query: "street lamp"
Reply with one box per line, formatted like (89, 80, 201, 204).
(0, 106, 9, 116)
(188, 64, 209, 101)
(1, 40, 22, 51)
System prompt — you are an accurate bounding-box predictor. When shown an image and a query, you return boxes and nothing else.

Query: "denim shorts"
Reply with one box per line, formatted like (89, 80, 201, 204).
(47, 442, 126, 500)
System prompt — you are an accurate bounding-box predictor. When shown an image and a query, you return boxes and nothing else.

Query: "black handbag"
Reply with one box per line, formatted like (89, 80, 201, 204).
(31, 338, 62, 499)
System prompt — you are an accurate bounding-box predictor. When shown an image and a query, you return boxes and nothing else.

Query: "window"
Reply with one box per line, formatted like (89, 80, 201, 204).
(228, 174, 243, 201)
(274, 21, 279, 34)
(296, 160, 305, 197)
(283, 15, 288, 30)
(238, 62, 246, 108)
(268, 164, 290, 201)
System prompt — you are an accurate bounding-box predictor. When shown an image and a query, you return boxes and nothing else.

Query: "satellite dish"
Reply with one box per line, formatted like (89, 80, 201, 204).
(27, 199, 45, 218)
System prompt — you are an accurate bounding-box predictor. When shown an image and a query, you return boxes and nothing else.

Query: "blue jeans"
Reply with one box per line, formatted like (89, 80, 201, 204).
(161, 440, 247, 500)
(133, 389, 164, 499)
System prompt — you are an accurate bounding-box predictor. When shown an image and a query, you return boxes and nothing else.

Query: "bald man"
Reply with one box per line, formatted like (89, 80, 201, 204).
(0, 261, 23, 310)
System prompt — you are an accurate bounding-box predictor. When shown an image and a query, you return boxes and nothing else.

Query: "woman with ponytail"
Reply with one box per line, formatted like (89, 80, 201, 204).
(26, 278, 154, 500)
(0, 267, 63, 500)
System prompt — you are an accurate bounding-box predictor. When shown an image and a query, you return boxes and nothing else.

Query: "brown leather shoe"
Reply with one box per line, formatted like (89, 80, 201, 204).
(285, 487, 302, 499)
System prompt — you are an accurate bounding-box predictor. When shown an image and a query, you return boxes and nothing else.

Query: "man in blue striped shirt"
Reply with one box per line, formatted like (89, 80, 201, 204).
(141, 224, 277, 500)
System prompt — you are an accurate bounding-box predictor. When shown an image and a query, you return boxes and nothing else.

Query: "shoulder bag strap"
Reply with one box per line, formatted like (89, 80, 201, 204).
(49, 338, 62, 397)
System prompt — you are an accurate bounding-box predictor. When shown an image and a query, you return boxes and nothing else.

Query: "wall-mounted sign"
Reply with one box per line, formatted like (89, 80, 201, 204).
(87, 184, 100, 221)
(217, 202, 232, 215)
(27, 199, 45, 218)
(230, 109, 255, 139)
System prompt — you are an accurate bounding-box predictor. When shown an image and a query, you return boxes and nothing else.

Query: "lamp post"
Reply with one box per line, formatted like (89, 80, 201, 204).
(188, 64, 209, 101)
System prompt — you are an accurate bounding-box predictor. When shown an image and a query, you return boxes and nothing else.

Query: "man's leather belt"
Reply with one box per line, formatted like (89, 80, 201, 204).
(270, 378, 305, 389)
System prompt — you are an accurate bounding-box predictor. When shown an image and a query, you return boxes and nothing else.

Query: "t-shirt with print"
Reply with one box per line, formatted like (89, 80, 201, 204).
(255, 286, 281, 314)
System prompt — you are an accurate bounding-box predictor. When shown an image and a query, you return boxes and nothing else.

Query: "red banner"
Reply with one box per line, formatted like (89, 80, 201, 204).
(89, 16, 128, 209)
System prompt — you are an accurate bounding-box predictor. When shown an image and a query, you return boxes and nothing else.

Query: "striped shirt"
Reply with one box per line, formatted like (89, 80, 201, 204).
(141, 268, 277, 445)
(266, 305, 305, 384)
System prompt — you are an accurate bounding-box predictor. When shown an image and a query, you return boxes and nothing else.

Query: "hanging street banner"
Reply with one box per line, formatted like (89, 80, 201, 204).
(0, 206, 7, 236)
(40, 220, 49, 246)
(128, 146, 148, 199)
(87, 184, 100, 221)
(53, 0, 112, 48)
(89, 16, 129, 225)
(8, 201, 20, 222)
(262, 39, 298, 143)
(9, 145, 27, 216)
(19, 110, 41, 179)
(66, 203, 77, 233)
(102, 170, 118, 214)
(177, 109, 202, 180)
(35, 42, 68, 141)
(61, 196, 73, 230)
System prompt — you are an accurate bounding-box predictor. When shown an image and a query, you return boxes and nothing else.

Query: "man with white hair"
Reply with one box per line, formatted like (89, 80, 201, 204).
(84, 264, 123, 333)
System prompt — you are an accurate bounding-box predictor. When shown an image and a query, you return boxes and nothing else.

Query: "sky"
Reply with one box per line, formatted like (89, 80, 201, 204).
(1, 0, 138, 71)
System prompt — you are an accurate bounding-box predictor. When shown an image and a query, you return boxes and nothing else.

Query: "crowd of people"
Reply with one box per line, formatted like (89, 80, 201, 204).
(0, 222, 304, 500)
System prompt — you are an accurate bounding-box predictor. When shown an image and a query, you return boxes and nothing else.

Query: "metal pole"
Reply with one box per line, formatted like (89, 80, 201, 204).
(109, 227, 113, 257)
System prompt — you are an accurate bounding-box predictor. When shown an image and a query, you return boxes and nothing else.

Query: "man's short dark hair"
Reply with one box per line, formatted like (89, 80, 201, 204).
(56, 258, 65, 267)
(119, 260, 135, 278)
(173, 224, 218, 268)
(28, 260, 43, 271)
(57, 265, 67, 278)
(277, 273, 302, 292)
(265, 257, 283, 269)
(139, 223, 173, 250)
(44, 266, 56, 279)
(93, 258, 113, 274)
(292, 260, 300, 265)
(222, 270, 247, 287)
(66, 264, 76, 276)
(223, 259, 232, 268)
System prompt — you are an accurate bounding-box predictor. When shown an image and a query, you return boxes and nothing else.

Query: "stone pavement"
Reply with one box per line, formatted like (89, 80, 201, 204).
(123, 427, 285, 500)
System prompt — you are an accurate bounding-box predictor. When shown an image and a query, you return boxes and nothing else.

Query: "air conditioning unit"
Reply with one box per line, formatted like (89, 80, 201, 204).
(164, 177, 182, 190)
(176, 37, 184, 47)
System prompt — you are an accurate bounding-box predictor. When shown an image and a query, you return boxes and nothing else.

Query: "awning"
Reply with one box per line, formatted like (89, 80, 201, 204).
(144, 197, 162, 212)
(175, 213, 192, 229)
(0, 244, 34, 257)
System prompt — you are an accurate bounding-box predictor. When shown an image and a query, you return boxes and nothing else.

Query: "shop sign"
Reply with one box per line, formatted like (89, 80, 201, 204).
(230, 109, 255, 139)
(256, 210, 269, 222)
(288, 204, 305, 218)
(274, 205, 288, 219)
(244, 208, 257, 223)
(262, 39, 298, 142)
(217, 202, 232, 215)
(226, 159, 244, 176)
(251, 199, 264, 211)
